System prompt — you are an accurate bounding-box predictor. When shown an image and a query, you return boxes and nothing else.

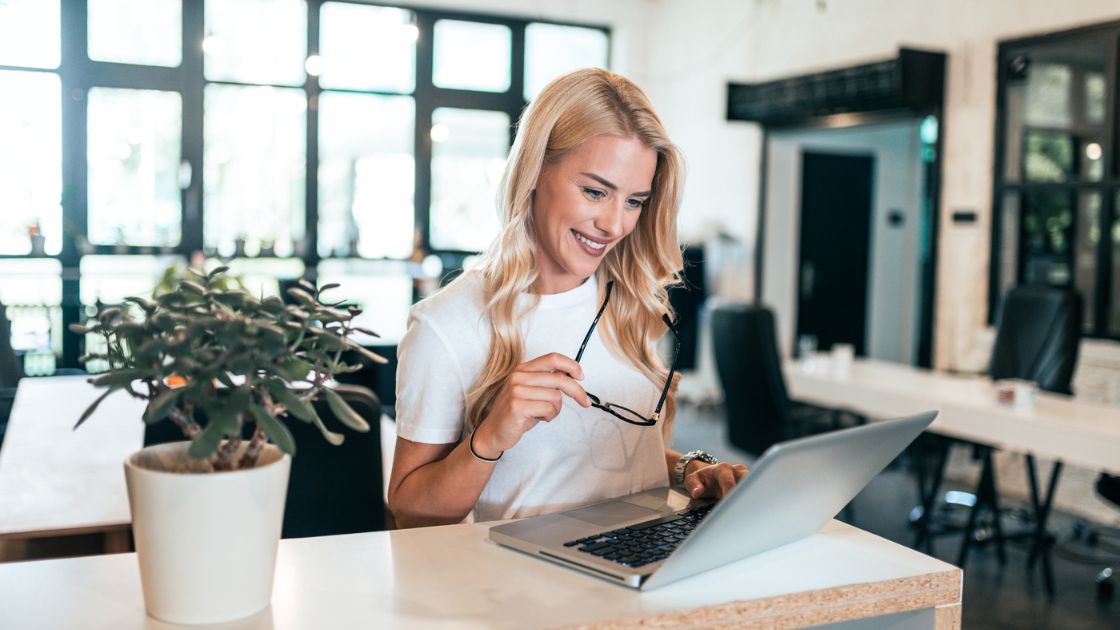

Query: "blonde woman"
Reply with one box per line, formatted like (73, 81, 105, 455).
(388, 68, 747, 529)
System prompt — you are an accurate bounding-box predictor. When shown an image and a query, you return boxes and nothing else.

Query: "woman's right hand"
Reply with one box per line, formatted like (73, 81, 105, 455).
(471, 353, 591, 459)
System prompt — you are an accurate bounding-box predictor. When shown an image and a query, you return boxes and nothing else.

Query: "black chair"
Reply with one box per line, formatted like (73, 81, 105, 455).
(914, 286, 1081, 590)
(711, 303, 861, 457)
(0, 303, 23, 450)
(145, 383, 387, 538)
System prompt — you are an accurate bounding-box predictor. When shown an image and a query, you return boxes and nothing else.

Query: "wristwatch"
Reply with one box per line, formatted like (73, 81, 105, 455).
(674, 450, 719, 489)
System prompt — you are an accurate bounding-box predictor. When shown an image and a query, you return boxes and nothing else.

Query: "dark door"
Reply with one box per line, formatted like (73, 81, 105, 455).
(796, 151, 874, 355)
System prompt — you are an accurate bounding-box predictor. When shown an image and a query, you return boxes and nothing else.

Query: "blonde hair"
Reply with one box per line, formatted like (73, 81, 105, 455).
(464, 68, 685, 442)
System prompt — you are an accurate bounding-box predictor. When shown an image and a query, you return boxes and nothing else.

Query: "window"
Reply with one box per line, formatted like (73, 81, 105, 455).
(2, 3, 610, 371)
(992, 24, 1120, 337)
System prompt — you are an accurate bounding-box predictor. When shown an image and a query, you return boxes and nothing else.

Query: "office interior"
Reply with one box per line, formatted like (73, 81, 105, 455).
(1, 1, 1119, 628)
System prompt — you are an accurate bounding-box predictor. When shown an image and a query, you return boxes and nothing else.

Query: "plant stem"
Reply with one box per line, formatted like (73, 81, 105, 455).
(214, 436, 240, 470)
(168, 406, 201, 439)
(238, 426, 267, 469)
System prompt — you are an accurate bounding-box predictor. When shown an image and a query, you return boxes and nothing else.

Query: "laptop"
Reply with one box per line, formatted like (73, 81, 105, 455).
(489, 411, 936, 590)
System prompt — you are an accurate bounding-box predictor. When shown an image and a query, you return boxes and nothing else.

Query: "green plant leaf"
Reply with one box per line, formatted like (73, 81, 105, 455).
(312, 414, 345, 446)
(89, 368, 151, 389)
(208, 265, 230, 278)
(68, 323, 92, 334)
(322, 388, 370, 432)
(286, 287, 315, 306)
(73, 387, 118, 430)
(270, 386, 318, 423)
(248, 403, 296, 457)
(180, 280, 207, 295)
(342, 338, 389, 364)
(188, 421, 225, 459)
(144, 387, 185, 424)
(276, 358, 312, 381)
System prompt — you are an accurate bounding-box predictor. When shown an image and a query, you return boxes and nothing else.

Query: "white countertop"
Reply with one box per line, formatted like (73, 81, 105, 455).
(0, 519, 960, 629)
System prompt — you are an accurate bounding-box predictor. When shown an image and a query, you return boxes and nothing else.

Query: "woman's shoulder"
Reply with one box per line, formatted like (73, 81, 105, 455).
(409, 270, 487, 329)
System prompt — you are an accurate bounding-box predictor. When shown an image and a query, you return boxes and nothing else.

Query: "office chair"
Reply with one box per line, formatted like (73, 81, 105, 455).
(915, 286, 1081, 580)
(145, 383, 388, 538)
(711, 303, 862, 457)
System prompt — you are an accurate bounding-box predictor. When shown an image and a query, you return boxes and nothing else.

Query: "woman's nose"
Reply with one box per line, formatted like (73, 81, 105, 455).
(593, 200, 627, 238)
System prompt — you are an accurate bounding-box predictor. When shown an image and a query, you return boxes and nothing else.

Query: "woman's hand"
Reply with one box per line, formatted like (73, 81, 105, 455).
(471, 353, 590, 459)
(682, 462, 750, 500)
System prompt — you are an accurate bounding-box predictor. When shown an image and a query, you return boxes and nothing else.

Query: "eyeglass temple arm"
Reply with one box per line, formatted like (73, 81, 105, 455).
(574, 281, 614, 363)
(652, 313, 680, 419)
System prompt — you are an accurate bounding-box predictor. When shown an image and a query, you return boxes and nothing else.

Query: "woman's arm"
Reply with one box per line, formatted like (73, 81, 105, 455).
(663, 447, 748, 499)
(387, 437, 498, 528)
(389, 352, 590, 528)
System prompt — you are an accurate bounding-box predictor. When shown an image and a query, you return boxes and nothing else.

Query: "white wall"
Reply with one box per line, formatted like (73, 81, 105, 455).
(409, 0, 1120, 369)
(703, 0, 1120, 369)
(761, 121, 925, 364)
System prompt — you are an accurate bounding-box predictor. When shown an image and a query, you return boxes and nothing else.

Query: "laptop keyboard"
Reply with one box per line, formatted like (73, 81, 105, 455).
(562, 505, 712, 568)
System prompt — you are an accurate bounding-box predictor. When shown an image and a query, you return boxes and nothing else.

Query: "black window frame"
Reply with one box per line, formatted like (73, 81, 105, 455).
(990, 20, 1120, 338)
(0, 0, 610, 370)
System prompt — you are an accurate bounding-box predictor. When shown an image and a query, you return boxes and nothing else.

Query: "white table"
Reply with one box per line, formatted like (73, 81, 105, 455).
(0, 519, 962, 629)
(0, 376, 146, 551)
(785, 358, 1120, 474)
(784, 357, 1120, 594)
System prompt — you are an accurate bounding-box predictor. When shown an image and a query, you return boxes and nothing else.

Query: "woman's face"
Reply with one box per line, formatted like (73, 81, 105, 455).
(532, 134, 658, 294)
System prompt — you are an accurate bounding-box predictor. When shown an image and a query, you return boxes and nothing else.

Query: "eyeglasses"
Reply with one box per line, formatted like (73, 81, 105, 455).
(573, 281, 679, 426)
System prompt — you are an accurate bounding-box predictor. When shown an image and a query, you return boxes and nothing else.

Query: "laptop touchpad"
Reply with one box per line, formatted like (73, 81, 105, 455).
(565, 501, 660, 526)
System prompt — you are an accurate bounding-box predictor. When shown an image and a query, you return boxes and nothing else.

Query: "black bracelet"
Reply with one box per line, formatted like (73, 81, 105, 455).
(469, 429, 502, 462)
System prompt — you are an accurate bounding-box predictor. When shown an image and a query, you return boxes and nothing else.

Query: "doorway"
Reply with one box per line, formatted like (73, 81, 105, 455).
(760, 118, 934, 366)
(796, 151, 874, 355)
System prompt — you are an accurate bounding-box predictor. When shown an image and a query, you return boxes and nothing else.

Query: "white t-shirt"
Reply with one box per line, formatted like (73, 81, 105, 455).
(395, 271, 668, 522)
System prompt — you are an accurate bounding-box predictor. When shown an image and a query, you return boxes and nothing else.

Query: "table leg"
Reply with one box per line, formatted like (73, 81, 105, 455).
(958, 447, 995, 569)
(913, 436, 950, 553)
(983, 449, 1007, 566)
(1025, 454, 1062, 597)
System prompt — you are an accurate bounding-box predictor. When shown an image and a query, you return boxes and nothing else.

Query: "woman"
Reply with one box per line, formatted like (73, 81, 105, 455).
(388, 68, 747, 529)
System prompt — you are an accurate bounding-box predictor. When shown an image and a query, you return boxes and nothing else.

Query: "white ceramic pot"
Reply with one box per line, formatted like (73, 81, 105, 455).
(124, 441, 291, 625)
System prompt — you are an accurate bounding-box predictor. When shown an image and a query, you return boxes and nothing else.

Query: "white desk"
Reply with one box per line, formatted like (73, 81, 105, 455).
(0, 519, 961, 629)
(0, 376, 145, 550)
(785, 358, 1120, 474)
(785, 357, 1120, 594)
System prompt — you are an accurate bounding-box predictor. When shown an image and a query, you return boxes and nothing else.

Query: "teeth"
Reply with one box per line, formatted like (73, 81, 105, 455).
(574, 231, 606, 250)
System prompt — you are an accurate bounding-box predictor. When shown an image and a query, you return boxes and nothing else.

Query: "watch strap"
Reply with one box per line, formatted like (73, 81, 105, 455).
(674, 450, 719, 488)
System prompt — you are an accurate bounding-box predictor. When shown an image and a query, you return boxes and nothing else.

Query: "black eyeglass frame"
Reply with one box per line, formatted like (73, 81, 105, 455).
(573, 281, 680, 427)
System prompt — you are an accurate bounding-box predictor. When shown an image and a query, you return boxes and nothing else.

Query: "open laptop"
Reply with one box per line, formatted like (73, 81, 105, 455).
(489, 411, 936, 590)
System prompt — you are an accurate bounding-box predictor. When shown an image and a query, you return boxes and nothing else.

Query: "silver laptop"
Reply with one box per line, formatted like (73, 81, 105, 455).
(489, 411, 936, 590)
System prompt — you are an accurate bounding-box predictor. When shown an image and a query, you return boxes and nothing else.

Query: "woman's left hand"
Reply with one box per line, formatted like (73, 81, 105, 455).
(683, 462, 749, 499)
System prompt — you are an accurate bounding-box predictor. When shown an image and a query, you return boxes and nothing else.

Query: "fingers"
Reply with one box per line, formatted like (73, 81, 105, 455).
(520, 352, 584, 380)
(687, 463, 749, 499)
(511, 371, 590, 407)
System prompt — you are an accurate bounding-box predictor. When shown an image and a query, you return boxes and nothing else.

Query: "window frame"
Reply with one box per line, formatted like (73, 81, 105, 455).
(990, 20, 1120, 338)
(0, 1, 611, 369)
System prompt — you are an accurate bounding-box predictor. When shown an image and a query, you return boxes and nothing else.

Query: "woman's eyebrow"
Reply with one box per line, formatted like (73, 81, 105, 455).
(579, 172, 652, 197)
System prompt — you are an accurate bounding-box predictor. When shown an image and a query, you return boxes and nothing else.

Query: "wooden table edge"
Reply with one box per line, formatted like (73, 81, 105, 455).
(558, 568, 962, 629)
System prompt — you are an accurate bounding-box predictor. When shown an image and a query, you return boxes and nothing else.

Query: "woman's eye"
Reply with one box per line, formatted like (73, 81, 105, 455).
(582, 187, 606, 199)
(626, 198, 645, 209)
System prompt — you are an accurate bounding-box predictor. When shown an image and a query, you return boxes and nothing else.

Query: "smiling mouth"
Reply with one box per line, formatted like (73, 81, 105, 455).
(572, 229, 609, 254)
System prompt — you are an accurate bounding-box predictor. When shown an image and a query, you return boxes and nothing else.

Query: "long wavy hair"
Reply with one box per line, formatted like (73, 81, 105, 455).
(464, 68, 685, 442)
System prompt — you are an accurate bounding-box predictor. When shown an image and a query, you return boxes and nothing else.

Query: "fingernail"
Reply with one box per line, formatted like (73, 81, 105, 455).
(691, 488, 701, 498)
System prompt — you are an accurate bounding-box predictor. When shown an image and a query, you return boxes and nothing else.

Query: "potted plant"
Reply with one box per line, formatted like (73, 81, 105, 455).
(71, 266, 385, 625)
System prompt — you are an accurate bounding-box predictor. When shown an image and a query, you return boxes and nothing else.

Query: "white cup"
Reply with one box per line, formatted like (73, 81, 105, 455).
(831, 343, 854, 375)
